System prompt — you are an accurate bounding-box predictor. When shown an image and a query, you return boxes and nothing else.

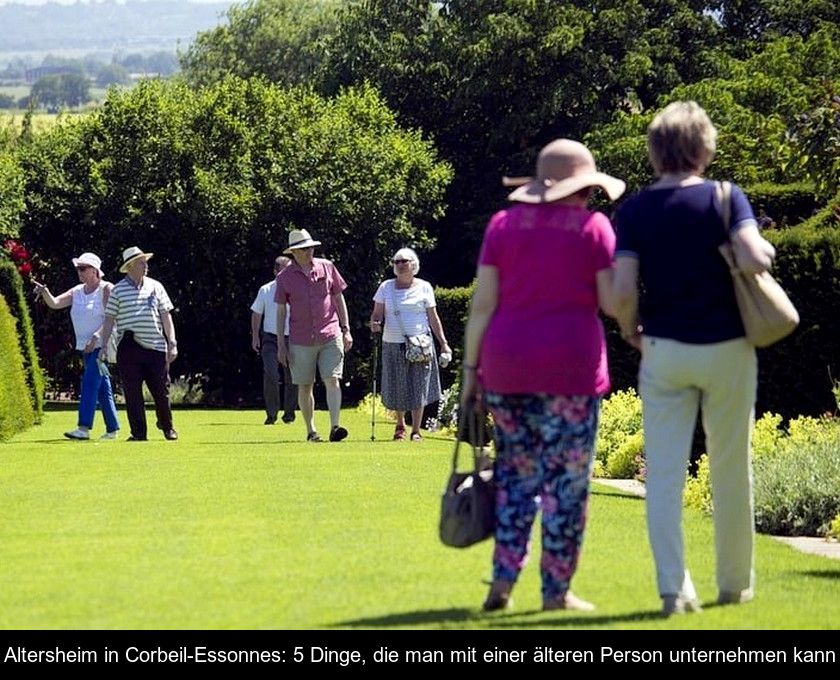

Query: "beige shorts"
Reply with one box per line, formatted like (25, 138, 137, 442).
(289, 336, 344, 385)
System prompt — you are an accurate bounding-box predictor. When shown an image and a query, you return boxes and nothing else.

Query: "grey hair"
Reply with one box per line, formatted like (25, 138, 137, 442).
(647, 100, 717, 175)
(392, 247, 420, 276)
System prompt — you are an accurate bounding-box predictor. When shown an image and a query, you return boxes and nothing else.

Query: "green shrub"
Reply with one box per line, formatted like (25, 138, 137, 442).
(744, 182, 818, 228)
(752, 412, 784, 458)
(595, 388, 643, 467)
(829, 514, 840, 541)
(685, 416, 840, 536)
(795, 188, 840, 230)
(434, 281, 473, 384)
(0, 295, 36, 439)
(606, 431, 644, 480)
(754, 436, 840, 536)
(0, 259, 44, 420)
(684, 454, 713, 515)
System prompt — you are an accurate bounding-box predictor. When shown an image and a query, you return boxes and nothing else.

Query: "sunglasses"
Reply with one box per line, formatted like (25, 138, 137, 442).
(393, 259, 411, 265)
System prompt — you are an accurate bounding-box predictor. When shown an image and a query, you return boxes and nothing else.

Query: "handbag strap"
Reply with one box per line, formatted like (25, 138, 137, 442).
(715, 180, 732, 235)
(389, 279, 412, 341)
(450, 396, 486, 473)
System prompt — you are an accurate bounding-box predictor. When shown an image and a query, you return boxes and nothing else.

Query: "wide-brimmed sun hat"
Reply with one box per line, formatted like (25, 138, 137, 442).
(71, 252, 103, 277)
(284, 229, 322, 254)
(504, 139, 626, 203)
(119, 246, 154, 273)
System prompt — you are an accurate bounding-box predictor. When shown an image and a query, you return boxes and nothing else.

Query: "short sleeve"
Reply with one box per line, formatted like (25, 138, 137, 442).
(157, 282, 174, 313)
(425, 281, 437, 308)
(328, 262, 348, 294)
(274, 273, 287, 304)
(730, 183, 758, 233)
(372, 280, 389, 304)
(586, 212, 616, 271)
(478, 210, 508, 267)
(104, 285, 119, 317)
(614, 198, 640, 259)
(250, 287, 265, 315)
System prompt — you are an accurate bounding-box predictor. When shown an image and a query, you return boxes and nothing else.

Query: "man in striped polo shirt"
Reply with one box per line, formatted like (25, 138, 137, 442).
(100, 246, 179, 441)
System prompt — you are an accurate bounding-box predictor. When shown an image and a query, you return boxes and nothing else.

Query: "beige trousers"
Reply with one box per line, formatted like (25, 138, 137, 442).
(640, 335, 757, 598)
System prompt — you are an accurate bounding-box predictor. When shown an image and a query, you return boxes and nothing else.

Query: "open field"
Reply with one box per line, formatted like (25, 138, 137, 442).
(1, 407, 839, 630)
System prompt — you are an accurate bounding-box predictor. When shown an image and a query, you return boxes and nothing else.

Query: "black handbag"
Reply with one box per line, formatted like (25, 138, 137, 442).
(439, 398, 495, 548)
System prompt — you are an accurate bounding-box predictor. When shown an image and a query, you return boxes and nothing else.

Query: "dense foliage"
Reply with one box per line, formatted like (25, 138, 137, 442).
(18, 78, 451, 402)
(0, 294, 35, 440)
(0, 258, 44, 420)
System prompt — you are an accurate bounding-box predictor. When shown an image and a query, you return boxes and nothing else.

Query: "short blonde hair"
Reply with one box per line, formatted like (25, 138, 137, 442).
(647, 101, 717, 175)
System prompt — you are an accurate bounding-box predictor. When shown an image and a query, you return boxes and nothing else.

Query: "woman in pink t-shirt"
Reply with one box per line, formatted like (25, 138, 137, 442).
(462, 139, 624, 612)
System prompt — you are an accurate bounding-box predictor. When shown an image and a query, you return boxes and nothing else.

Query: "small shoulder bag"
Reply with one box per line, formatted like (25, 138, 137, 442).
(389, 281, 434, 364)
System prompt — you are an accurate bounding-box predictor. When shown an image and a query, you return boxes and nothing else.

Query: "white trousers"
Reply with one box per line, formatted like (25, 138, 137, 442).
(640, 336, 757, 598)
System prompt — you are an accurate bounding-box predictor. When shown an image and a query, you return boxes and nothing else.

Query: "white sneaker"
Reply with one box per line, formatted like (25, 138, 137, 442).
(64, 428, 90, 440)
(99, 431, 119, 440)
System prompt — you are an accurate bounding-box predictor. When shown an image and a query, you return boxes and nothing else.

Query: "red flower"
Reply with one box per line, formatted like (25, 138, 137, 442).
(17, 262, 32, 277)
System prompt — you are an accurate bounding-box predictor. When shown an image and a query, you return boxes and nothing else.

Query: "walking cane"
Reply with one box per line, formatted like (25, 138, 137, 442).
(370, 334, 379, 441)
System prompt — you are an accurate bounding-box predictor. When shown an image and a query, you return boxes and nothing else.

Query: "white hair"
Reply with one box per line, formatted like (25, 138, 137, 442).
(392, 247, 420, 276)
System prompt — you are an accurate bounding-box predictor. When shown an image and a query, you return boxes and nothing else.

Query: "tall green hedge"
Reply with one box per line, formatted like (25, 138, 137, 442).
(0, 294, 36, 439)
(744, 182, 819, 228)
(0, 259, 44, 420)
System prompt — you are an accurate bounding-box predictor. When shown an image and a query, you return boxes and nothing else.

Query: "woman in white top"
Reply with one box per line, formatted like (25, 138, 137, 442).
(369, 247, 452, 441)
(33, 252, 120, 440)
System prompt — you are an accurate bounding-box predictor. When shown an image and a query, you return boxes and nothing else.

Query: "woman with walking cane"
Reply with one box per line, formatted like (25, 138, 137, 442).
(369, 247, 452, 441)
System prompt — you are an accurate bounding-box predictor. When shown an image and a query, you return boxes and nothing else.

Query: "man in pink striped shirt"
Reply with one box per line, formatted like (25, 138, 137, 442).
(275, 229, 353, 443)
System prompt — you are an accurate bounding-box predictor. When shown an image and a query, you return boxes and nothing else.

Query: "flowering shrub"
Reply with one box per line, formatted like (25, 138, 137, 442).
(829, 514, 840, 541)
(606, 431, 645, 480)
(2, 239, 33, 278)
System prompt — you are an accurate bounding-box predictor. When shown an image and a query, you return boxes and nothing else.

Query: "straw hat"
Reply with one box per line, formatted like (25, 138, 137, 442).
(283, 229, 321, 254)
(119, 246, 154, 273)
(505, 139, 625, 203)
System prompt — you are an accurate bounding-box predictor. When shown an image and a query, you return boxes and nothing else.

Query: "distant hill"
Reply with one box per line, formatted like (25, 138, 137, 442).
(0, 0, 234, 52)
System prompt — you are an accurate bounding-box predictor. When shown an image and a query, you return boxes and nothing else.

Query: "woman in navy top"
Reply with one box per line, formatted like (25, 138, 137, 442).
(613, 101, 775, 616)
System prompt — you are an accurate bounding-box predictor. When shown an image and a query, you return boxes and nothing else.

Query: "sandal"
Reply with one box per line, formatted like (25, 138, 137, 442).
(393, 426, 406, 441)
(307, 431, 323, 442)
(410, 432, 422, 442)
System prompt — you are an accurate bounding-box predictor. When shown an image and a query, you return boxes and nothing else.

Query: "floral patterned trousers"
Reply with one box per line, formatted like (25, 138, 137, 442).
(484, 392, 600, 602)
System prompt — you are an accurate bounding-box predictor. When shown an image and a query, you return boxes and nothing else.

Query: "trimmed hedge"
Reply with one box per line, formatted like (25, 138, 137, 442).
(434, 281, 474, 390)
(0, 295, 36, 439)
(0, 259, 44, 420)
(743, 182, 818, 228)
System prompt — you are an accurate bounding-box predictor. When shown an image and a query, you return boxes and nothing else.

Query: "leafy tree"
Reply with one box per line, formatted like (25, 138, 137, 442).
(30, 73, 91, 111)
(96, 63, 130, 88)
(18, 78, 452, 402)
(181, 0, 341, 88)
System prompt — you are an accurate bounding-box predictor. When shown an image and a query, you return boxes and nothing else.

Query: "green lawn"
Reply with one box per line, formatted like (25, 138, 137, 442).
(1, 408, 838, 629)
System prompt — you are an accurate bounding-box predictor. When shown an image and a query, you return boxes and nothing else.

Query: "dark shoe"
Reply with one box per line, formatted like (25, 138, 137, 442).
(329, 425, 348, 442)
(410, 432, 422, 442)
(264, 415, 277, 425)
(307, 431, 323, 442)
(126, 435, 147, 442)
(661, 594, 702, 616)
(164, 429, 179, 441)
(281, 413, 296, 424)
(482, 580, 514, 612)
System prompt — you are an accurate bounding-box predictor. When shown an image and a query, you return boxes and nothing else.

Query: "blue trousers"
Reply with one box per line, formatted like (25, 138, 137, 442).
(78, 348, 120, 433)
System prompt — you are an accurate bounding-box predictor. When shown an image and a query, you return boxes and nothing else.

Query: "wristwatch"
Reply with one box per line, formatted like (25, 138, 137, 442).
(340, 325, 349, 332)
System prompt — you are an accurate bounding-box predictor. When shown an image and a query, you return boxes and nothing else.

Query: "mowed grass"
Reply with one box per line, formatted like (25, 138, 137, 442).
(1, 408, 839, 630)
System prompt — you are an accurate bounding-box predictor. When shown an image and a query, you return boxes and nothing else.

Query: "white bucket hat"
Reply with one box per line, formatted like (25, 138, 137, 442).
(71, 252, 103, 277)
(283, 229, 322, 254)
(119, 246, 154, 273)
(505, 139, 626, 203)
